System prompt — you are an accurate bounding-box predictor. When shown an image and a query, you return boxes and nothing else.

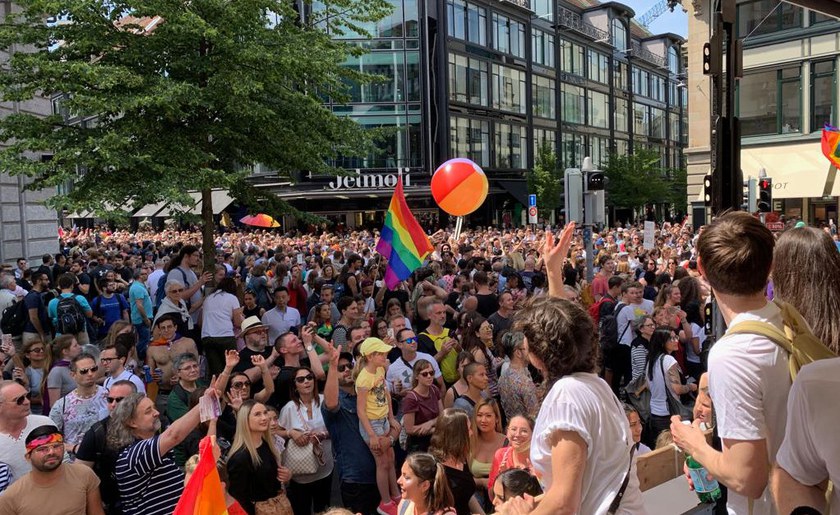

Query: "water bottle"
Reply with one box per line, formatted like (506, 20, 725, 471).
(686, 454, 722, 504)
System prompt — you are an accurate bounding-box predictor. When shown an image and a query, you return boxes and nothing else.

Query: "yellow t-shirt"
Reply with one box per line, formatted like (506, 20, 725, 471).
(355, 366, 389, 420)
(420, 328, 458, 384)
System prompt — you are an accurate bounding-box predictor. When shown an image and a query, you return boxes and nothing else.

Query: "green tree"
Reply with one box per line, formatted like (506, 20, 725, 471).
(527, 140, 563, 219)
(603, 149, 672, 215)
(0, 0, 390, 267)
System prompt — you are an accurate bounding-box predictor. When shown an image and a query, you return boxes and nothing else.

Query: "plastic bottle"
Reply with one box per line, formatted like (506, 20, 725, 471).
(686, 454, 722, 504)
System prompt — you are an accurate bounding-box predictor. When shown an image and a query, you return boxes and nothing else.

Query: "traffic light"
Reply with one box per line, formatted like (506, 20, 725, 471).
(742, 178, 756, 212)
(586, 171, 605, 191)
(758, 178, 772, 213)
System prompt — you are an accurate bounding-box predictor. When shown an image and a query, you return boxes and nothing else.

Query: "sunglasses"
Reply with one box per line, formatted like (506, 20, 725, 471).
(400, 337, 418, 345)
(100, 357, 116, 363)
(5, 392, 32, 405)
(231, 381, 251, 389)
(28, 347, 45, 354)
(295, 374, 315, 384)
(77, 366, 99, 375)
(418, 371, 434, 378)
(106, 396, 125, 404)
(337, 364, 352, 372)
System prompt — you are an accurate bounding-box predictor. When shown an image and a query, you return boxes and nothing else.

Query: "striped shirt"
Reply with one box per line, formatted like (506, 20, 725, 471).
(115, 435, 184, 515)
(0, 462, 10, 493)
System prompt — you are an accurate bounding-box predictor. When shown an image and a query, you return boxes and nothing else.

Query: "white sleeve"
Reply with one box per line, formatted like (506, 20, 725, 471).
(536, 399, 593, 459)
(708, 342, 767, 441)
(775, 374, 825, 486)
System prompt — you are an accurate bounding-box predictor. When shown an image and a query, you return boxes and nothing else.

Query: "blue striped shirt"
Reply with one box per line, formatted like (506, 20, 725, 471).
(115, 435, 184, 515)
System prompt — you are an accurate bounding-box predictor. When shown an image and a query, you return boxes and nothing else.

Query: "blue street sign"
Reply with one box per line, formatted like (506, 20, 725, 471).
(528, 194, 537, 207)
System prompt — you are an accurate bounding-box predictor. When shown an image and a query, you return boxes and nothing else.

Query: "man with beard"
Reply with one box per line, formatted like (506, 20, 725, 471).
(0, 425, 104, 514)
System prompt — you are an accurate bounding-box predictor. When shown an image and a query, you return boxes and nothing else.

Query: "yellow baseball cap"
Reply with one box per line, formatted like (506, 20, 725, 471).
(359, 337, 393, 357)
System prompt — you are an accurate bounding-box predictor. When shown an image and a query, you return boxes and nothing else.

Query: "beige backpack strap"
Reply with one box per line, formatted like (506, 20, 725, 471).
(727, 321, 792, 355)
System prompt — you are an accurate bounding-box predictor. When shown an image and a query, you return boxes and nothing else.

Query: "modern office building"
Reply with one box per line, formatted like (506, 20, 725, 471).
(262, 0, 688, 229)
(686, 0, 840, 225)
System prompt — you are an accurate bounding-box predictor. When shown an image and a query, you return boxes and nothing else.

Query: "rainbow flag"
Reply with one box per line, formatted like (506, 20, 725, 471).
(821, 124, 840, 168)
(376, 180, 433, 289)
(173, 436, 229, 515)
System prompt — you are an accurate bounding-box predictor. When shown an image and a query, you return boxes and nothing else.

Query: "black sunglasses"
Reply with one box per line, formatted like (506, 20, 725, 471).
(337, 364, 352, 372)
(77, 366, 99, 375)
(418, 370, 434, 378)
(231, 381, 251, 389)
(295, 374, 315, 384)
(106, 396, 125, 404)
(5, 392, 32, 405)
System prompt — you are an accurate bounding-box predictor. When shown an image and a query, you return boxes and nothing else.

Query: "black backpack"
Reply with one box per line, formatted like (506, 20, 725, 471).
(599, 302, 630, 353)
(56, 295, 86, 334)
(0, 300, 28, 336)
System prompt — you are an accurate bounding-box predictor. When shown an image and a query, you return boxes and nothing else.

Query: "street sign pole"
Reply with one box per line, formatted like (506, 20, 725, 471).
(528, 194, 537, 228)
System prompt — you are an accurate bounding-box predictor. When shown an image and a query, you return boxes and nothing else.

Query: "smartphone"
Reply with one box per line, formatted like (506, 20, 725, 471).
(297, 253, 304, 264)
(387, 328, 395, 339)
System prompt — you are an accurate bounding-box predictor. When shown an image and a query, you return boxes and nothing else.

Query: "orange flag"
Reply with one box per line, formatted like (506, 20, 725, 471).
(173, 436, 228, 515)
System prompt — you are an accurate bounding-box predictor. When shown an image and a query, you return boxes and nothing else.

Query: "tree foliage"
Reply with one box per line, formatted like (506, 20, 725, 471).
(0, 0, 391, 263)
(604, 149, 685, 213)
(527, 140, 563, 217)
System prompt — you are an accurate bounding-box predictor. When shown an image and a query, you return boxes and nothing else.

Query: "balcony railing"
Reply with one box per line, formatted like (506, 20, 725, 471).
(557, 7, 611, 44)
(632, 42, 667, 68)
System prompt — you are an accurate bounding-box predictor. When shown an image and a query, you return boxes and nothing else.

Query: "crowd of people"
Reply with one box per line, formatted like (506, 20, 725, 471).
(0, 215, 837, 515)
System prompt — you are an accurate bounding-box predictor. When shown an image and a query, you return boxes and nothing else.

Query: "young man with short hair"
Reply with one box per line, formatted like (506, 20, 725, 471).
(49, 353, 109, 456)
(100, 343, 146, 393)
(47, 273, 94, 345)
(452, 362, 487, 418)
(671, 212, 789, 515)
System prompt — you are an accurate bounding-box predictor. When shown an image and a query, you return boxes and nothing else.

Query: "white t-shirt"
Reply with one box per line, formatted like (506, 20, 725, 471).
(686, 322, 706, 364)
(385, 351, 442, 393)
(776, 358, 840, 514)
(262, 306, 301, 346)
(531, 373, 646, 515)
(279, 394, 333, 484)
(201, 290, 241, 338)
(709, 301, 790, 515)
(617, 300, 654, 346)
(649, 354, 678, 417)
(104, 369, 146, 394)
(0, 415, 55, 482)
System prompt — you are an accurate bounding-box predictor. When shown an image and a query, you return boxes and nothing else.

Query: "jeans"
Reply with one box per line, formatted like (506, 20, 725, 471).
(134, 323, 150, 362)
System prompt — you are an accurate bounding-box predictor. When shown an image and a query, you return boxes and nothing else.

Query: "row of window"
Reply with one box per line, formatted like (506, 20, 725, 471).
(738, 60, 836, 137)
(737, 0, 834, 39)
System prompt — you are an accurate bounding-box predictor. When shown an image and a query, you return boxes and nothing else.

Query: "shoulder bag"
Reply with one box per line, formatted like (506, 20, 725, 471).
(659, 356, 693, 421)
(281, 403, 325, 476)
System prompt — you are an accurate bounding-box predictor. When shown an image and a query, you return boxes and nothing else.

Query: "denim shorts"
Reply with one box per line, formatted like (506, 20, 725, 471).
(359, 417, 390, 443)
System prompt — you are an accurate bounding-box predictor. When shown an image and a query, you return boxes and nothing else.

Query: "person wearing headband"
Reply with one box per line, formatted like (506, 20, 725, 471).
(0, 380, 55, 485)
(0, 425, 104, 514)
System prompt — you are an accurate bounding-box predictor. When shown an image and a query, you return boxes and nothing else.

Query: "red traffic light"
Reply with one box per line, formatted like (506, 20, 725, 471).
(759, 179, 771, 189)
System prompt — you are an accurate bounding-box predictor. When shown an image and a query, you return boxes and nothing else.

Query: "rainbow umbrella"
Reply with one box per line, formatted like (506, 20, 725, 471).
(239, 213, 280, 228)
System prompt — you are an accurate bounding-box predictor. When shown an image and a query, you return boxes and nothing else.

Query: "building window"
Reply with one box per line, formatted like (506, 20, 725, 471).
(450, 116, 490, 166)
(633, 102, 649, 136)
(448, 53, 489, 106)
(668, 47, 680, 74)
(341, 114, 422, 168)
(533, 128, 556, 157)
(561, 39, 584, 76)
(669, 111, 680, 142)
(492, 64, 526, 114)
(650, 75, 666, 102)
(615, 139, 629, 156)
(532, 75, 556, 119)
(614, 61, 628, 90)
(532, 0, 552, 21)
(590, 136, 609, 168)
(737, 0, 802, 38)
(612, 19, 627, 50)
(587, 90, 609, 128)
(615, 97, 628, 132)
(343, 51, 410, 103)
(492, 13, 525, 58)
(447, 0, 486, 45)
(811, 10, 835, 25)
(495, 122, 527, 168)
(587, 50, 609, 84)
(632, 68, 649, 97)
(561, 83, 585, 124)
(561, 132, 585, 168)
(738, 65, 801, 136)
(650, 107, 665, 139)
(812, 60, 835, 131)
(532, 29, 555, 68)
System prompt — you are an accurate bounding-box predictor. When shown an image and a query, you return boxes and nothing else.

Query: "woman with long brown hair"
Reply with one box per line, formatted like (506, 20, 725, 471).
(429, 408, 480, 515)
(397, 453, 457, 515)
(12, 339, 51, 415)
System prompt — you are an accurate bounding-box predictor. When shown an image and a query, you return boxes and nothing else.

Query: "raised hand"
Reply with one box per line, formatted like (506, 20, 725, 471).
(251, 354, 267, 369)
(225, 349, 240, 369)
(544, 222, 576, 298)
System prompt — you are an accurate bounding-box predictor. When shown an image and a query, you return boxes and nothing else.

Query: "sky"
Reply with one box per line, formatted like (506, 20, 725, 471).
(620, 0, 689, 38)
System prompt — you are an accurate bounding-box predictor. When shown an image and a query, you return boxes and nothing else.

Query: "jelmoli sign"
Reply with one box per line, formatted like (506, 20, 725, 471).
(328, 169, 412, 190)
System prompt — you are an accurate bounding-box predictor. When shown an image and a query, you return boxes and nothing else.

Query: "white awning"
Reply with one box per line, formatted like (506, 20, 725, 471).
(188, 189, 234, 215)
(155, 191, 202, 217)
(741, 142, 832, 199)
(132, 202, 168, 218)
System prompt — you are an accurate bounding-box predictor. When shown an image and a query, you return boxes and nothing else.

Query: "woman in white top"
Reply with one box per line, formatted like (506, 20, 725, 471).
(278, 366, 334, 515)
(201, 277, 244, 378)
(499, 225, 645, 515)
(646, 327, 697, 443)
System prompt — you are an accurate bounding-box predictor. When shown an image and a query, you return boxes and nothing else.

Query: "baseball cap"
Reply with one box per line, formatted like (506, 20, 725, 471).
(359, 337, 393, 357)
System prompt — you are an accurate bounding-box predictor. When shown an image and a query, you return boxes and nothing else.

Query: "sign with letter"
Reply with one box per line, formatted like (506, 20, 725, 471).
(528, 194, 537, 207)
(643, 221, 655, 250)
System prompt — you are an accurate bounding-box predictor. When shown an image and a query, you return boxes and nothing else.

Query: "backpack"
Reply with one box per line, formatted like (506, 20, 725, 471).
(56, 295, 86, 334)
(588, 297, 612, 325)
(727, 299, 837, 381)
(599, 302, 630, 353)
(0, 300, 28, 336)
(154, 268, 188, 309)
(332, 280, 346, 299)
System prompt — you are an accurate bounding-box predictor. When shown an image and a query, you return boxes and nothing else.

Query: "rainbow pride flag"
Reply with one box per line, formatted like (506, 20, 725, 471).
(173, 436, 229, 515)
(821, 124, 840, 169)
(376, 180, 433, 289)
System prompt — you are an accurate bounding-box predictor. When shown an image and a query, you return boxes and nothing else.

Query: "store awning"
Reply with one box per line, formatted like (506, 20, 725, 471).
(496, 180, 529, 206)
(155, 191, 202, 217)
(741, 142, 832, 199)
(66, 210, 92, 219)
(132, 201, 167, 218)
(188, 189, 235, 215)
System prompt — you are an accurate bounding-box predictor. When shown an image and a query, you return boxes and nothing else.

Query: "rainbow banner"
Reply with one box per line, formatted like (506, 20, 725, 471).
(376, 180, 433, 289)
(821, 124, 840, 169)
(173, 436, 229, 515)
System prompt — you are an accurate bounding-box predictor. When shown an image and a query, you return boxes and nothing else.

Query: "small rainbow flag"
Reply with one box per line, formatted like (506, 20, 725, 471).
(376, 180, 433, 289)
(821, 124, 840, 169)
(173, 436, 229, 515)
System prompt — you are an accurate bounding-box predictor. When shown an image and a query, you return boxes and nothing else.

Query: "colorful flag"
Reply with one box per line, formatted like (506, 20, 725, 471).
(821, 124, 840, 168)
(376, 180, 433, 289)
(173, 436, 229, 515)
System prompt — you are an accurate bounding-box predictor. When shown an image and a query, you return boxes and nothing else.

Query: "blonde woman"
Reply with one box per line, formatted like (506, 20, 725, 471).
(227, 400, 292, 515)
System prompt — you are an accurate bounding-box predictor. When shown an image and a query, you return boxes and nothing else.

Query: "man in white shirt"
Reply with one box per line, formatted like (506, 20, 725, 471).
(262, 286, 301, 347)
(386, 329, 443, 397)
(771, 358, 839, 514)
(100, 342, 146, 394)
(0, 380, 56, 482)
(671, 212, 788, 515)
(147, 259, 167, 301)
(611, 281, 653, 392)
